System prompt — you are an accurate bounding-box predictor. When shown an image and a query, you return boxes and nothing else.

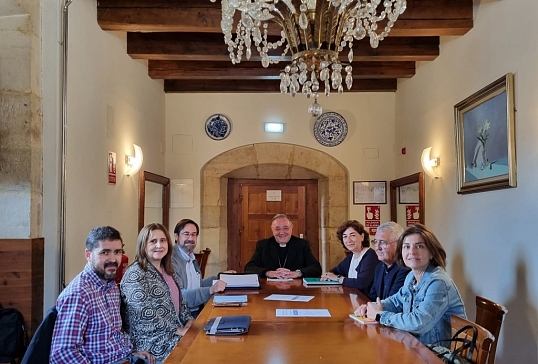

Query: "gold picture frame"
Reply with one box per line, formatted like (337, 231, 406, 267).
(454, 73, 516, 194)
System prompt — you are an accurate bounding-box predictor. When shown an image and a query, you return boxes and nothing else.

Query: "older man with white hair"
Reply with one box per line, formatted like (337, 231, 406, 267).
(367, 221, 410, 301)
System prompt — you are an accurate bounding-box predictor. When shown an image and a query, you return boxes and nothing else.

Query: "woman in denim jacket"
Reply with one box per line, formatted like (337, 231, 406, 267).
(355, 224, 466, 345)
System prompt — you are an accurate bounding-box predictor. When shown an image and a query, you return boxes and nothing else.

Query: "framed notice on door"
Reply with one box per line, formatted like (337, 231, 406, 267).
(353, 181, 386, 204)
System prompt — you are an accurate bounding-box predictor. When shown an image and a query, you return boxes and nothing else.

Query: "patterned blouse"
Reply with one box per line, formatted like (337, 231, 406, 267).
(120, 262, 193, 362)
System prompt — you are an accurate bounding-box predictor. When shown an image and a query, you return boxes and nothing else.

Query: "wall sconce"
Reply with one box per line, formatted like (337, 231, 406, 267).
(125, 144, 143, 176)
(264, 122, 284, 133)
(421, 147, 440, 179)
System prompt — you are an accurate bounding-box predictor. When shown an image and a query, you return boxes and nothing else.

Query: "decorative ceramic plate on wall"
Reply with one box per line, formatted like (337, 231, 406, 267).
(205, 114, 232, 140)
(313, 112, 348, 147)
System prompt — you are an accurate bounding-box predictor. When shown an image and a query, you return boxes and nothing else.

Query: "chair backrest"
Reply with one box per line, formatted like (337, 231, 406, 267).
(450, 315, 494, 364)
(194, 248, 211, 278)
(475, 296, 508, 364)
(20, 307, 57, 364)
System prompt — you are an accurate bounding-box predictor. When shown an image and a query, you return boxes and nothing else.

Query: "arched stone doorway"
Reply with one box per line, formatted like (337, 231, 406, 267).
(200, 142, 349, 276)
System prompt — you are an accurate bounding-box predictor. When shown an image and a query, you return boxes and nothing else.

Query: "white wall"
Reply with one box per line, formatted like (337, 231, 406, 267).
(39, 0, 537, 361)
(59, 0, 166, 287)
(165, 92, 397, 232)
(394, 1, 538, 362)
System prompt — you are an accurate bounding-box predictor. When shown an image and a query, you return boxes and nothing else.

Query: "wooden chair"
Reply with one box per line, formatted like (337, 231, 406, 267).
(450, 315, 494, 364)
(194, 248, 211, 278)
(475, 296, 508, 364)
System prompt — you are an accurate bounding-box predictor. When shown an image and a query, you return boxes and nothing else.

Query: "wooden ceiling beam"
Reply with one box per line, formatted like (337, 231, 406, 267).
(148, 60, 415, 80)
(96, 0, 471, 94)
(128, 33, 439, 62)
(164, 79, 397, 93)
(98, 0, 472, 36)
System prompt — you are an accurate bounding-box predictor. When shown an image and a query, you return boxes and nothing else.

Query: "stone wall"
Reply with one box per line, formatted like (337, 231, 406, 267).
(0, 0, 42, 238)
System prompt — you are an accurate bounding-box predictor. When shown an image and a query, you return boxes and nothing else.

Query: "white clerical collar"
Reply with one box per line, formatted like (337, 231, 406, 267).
(279, 243, 287, 248)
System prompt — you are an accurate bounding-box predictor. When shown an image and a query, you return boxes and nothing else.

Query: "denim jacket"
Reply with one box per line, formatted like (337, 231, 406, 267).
(379, 264, 466, 345)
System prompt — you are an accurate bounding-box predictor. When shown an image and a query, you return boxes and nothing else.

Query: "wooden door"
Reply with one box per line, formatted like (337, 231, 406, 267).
(227, 179, 318, 272)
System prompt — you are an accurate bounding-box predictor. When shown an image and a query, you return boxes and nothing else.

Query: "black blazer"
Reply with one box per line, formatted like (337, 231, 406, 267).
(245, 235, 322, 277)
(330, 248, 380, 294)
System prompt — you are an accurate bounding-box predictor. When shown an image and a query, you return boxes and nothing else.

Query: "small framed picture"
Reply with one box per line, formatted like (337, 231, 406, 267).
(399, 182, 419, 204)
(353, 181, 387, 204)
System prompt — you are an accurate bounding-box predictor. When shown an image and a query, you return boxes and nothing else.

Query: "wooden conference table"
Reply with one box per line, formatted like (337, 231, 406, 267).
(165, 279, 443, 364)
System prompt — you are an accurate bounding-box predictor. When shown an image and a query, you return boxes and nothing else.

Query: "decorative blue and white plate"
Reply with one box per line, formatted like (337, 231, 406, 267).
(205, 114, 232, 140)
(313, 112, 348, 147)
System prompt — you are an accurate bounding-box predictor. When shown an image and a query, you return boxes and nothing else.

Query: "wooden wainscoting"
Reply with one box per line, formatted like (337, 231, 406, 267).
(0, 238, 44, 337)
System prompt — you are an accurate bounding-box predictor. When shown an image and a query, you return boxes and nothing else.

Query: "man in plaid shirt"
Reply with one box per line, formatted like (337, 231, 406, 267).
(50, 226, 155, 364)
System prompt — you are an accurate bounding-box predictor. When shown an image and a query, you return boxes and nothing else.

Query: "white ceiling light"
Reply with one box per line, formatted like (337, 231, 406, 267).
(265, 122, 284, 132)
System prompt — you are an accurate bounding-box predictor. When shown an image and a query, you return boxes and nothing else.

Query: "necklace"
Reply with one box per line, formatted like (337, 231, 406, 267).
(278, 254, 288, 268)
(278, 253, 288, 268)
(412, 268, 427, 290)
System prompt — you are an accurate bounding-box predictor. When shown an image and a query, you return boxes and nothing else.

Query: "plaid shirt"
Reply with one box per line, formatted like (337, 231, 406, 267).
(50, 264, 133, 363)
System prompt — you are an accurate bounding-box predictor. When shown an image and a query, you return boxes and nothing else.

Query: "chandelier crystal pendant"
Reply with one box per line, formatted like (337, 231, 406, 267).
(210, 0, 407, 116)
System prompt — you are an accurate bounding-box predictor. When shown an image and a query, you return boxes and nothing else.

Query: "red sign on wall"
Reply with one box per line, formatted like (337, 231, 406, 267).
(364, 205, 380, 228)
(108, 151, 117, 184)
(406, 205, 420, 226)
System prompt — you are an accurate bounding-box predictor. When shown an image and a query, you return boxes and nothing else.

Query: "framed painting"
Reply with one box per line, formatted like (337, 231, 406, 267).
(353, 181, 387, 204)
(399, 182, 419, 204)
(454, 73, 516, 194)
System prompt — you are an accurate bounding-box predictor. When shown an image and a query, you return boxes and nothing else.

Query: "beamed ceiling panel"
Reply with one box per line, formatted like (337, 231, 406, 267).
(96, 0, 473, 93)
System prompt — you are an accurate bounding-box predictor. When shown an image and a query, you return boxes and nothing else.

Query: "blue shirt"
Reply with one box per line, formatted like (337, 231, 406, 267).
(368, 262, 410, 301)
(379, 264, 467, 345)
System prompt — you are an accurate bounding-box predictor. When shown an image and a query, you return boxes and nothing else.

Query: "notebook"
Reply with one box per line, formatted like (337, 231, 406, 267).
(204, 315, 252, 335)
(213, 295, 248, 307)
(302, 278, 341, 285)
(349, 314, 378, 325)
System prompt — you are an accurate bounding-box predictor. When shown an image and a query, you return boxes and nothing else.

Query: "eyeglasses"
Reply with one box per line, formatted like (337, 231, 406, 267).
(180, 232, 198, 238)
(272, 226, 291, 233)
(371, 239, 396, 248)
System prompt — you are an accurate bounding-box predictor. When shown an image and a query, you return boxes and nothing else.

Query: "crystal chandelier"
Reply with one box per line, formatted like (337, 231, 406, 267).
(210, 0, 407, 116)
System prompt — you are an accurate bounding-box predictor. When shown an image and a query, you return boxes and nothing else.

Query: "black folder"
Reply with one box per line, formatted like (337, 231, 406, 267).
(204, 315, 252, 335)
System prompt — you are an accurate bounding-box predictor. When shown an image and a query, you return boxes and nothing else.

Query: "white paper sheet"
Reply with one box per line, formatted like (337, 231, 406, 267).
(275, 309, 331, 317)
(266, 277, 294, 282)
(264, 294, 314, 302)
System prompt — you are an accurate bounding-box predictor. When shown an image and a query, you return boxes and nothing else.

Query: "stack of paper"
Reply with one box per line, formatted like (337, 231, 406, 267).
(218, 273, 261, 288)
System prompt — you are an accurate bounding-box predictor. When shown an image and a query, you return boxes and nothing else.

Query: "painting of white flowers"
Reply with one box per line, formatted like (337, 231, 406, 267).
(454, 73, 516, 194)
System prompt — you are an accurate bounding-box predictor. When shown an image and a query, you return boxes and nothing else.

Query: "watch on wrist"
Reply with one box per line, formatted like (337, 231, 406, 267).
(375, 313, 381, 322)
(295, 269, 303, 277)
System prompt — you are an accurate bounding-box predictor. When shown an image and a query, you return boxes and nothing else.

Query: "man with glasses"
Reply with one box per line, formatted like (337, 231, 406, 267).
(245, 214, 322, 279)
(171, 219, 232, 317)
(367, 221, 410, 301)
